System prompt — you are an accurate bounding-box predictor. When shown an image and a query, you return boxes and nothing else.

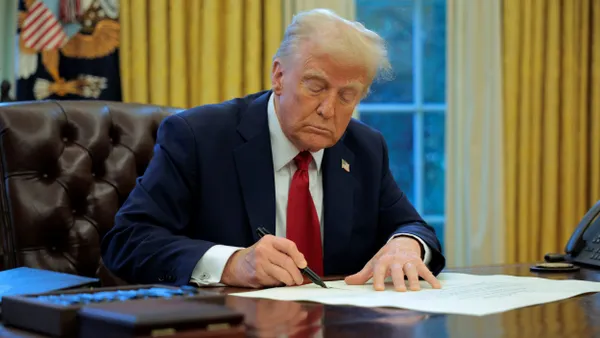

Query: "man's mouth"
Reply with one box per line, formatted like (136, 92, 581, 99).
(306, 125, 330, 134)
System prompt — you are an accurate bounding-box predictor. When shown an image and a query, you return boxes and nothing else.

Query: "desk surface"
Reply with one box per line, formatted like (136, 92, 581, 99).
(1, 263, 600, 337)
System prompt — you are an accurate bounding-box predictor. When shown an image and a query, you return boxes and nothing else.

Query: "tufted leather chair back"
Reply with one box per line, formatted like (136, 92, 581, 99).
(0, 100, 182, 278)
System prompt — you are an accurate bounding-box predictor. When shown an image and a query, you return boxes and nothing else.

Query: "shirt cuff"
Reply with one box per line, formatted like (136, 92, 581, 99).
(190, 245, 242, 286)
(388, 233, 432, 266)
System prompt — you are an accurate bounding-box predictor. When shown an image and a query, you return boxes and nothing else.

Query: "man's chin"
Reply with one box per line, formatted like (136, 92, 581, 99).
(295, 132, 338, 152)
(303, 140, 336, 152)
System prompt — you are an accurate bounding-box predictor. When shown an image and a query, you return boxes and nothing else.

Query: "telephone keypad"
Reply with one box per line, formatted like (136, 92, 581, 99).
(586, 243, 600, 260)
(593, 236, 600, 244)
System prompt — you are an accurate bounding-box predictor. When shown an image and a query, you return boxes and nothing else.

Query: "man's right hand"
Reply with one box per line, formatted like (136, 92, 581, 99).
(220, 235, 307, 288)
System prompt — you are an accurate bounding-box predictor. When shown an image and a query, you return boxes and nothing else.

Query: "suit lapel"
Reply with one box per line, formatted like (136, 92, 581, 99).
(322, 139, 356, 274)
(233, 91, 276, 241)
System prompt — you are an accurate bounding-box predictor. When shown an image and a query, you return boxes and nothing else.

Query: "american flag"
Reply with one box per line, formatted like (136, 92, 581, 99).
(342, 159, 350, 172)
(22, 0, 68, 51)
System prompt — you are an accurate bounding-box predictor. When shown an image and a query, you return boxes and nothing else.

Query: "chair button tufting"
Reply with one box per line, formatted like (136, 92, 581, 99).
(51, 246, 57, 251)
(42, 173, 48, 178)
(92, 173, 95, 177)
(62, 137, 68, 142)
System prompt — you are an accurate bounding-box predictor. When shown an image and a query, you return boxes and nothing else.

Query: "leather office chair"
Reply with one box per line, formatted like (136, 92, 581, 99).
(0, 100, 182, 280)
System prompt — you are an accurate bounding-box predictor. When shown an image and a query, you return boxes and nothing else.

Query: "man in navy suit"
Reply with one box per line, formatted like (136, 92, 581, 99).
(101, 9, 445, 292)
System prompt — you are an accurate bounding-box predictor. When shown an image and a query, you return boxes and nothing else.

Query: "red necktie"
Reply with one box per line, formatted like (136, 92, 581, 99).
(286, 151, 324, 276)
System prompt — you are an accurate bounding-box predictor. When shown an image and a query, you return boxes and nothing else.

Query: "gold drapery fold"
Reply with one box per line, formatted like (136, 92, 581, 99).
(120, 0, 283, 108)
(503, 0, 600, 263)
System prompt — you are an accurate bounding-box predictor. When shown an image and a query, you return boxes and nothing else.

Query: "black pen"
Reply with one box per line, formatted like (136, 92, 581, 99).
(256, 227, 328, 289)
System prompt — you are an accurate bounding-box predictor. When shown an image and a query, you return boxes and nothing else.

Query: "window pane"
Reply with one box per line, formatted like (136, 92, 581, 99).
(423, 113, 445, 215)
(356, 0, 414, 103)
(360, 113, 415, 204)
(422, 0, 447, 103)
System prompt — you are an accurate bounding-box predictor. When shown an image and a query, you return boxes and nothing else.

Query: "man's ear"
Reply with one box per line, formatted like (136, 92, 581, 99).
(271, 59, 284, 95)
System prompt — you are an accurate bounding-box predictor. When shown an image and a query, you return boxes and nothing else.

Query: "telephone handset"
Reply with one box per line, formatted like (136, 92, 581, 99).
(564, 199, 600, 267)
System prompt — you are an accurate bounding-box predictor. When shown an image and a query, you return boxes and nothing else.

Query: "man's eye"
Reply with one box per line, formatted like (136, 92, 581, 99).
(308, 85, 324, 93)
(341, 92, 356, 102)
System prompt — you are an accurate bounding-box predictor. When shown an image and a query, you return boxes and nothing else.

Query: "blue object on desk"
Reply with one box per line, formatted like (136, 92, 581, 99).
(0, 267, 98, 302)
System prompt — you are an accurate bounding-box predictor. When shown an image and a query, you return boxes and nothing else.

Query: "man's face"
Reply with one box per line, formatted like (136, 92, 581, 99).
(271, 45, 368, 152)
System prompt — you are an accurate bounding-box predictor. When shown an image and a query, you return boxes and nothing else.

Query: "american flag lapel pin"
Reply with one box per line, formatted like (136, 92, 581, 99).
(341, 159, 350, 172)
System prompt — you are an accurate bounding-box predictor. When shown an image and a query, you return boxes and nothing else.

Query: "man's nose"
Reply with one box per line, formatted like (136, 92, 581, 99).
(318, 94, 336, 118)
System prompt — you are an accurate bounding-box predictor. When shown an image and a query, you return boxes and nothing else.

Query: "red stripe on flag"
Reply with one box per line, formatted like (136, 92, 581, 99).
(40, 26, 66, 50)
(28, 19, 59, 48)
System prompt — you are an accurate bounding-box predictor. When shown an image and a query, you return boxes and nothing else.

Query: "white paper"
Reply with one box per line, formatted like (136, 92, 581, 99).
(230, 273, 600, 316)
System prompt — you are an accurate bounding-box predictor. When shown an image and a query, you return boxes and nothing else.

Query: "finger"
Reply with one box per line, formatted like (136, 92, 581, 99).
(271, 237, 307, 268)
(263, 262, 297, 286)
(404, 262, 420, 291)
(418, 264, 442, 289)
(268, 250, 304, 285)
(255, 263, 283, 287)
(344, 259, 373, 285)
(390, 263, 407, 292)
(252, 241, 286, 287)
(372, 259, 390, 291)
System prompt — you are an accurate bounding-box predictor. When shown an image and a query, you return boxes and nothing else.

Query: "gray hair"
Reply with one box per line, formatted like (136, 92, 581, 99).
(273, 8, 393, 93)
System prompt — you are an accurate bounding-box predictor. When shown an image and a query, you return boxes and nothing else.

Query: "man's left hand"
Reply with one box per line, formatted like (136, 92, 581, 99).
(344, 236, 441, 291)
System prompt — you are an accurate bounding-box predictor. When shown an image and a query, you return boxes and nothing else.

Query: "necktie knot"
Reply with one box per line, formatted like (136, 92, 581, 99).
(294, 151, 312, 171)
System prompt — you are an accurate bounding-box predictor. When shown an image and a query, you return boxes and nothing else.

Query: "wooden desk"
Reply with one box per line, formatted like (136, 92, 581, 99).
(2, 264, 599, 337)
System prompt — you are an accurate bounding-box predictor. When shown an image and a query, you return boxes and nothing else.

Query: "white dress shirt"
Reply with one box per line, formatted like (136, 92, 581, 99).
(190, 93, 431, 285)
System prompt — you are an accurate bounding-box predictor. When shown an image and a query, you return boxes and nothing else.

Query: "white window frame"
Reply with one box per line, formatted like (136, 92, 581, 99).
(358, 0, 446, 225)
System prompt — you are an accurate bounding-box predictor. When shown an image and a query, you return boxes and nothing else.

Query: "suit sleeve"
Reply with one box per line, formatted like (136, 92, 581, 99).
(101, 114, 214, 286)
(376, 133, 446, 276)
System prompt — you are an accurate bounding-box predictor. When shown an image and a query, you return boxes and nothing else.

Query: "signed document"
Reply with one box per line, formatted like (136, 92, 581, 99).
(230, 273, 600, 316)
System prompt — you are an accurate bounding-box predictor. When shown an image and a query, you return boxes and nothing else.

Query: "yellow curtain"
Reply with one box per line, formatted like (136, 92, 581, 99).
(503, 0, 600, 263)
(120, 0, 283, 108)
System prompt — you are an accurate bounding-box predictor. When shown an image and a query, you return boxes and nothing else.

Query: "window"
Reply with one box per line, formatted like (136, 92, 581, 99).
(356, 0, 446, 251)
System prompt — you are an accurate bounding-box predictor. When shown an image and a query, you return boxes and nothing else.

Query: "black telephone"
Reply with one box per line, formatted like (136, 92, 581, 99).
(563, 199, 600, 267)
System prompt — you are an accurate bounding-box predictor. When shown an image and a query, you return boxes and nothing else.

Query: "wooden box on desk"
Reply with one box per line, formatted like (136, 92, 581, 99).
(1, 284, 227, 337)
(78, 298, 245, 338)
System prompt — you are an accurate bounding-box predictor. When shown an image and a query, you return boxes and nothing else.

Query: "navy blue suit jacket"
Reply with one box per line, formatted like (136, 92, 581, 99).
(101, 91, 445, 286)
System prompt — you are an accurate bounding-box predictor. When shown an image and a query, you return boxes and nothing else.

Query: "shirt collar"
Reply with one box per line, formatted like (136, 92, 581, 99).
(267, 92, 324, 172)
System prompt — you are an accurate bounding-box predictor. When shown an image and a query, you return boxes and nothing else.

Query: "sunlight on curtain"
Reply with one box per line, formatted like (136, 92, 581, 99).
(503, 0, 600, 263)
(120, 0, 282, 108)
(0, 1, 18, 98)
(445, 0, 504, 268)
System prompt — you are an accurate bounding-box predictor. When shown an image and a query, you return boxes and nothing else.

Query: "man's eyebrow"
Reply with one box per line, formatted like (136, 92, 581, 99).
(303, 69, 364, 91)
(343, 80, 364, 91)
(303, 69, 328, 81)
